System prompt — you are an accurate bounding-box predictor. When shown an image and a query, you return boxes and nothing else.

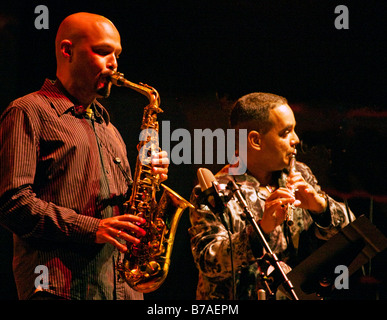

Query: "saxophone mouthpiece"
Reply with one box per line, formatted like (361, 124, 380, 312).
(109, 71, 126, 86)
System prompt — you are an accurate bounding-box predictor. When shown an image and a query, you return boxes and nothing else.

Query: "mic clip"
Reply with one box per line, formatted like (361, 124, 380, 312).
(113, 157, 133, 190)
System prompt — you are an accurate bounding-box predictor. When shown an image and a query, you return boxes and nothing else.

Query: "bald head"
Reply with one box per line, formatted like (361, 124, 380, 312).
(55, 12, 119, 62)
(54, 12, 122, 105)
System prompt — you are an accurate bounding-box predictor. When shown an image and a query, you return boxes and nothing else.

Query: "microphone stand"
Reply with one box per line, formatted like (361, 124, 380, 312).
(227, 180, 299, 300)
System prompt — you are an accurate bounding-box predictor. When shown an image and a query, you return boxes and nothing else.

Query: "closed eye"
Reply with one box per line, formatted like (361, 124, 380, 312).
(92, 45, 121, 58)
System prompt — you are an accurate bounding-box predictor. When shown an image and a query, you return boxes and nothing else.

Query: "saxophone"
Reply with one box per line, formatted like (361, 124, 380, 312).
(109, 71, 194, 293)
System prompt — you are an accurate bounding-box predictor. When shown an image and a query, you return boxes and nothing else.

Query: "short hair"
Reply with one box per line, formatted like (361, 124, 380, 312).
(230, 92, 288, 134)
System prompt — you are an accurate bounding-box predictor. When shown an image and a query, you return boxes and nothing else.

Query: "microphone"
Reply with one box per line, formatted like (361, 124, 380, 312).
(226, 180, 249, 220)
(197, 168, 226, 215)
(197, 168, 233, 232)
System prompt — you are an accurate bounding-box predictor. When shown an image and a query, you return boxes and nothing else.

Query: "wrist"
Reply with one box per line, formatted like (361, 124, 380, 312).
(310, 193, 328, 214)
(257, 218, 272, 235)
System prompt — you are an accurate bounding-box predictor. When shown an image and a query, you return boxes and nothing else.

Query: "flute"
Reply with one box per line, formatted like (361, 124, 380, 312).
(279, 151, 297, 226)
(286, 152, 297, 226)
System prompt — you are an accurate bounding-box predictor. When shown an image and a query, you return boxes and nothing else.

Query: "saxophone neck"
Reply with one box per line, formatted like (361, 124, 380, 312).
(109, 71, 161, 110)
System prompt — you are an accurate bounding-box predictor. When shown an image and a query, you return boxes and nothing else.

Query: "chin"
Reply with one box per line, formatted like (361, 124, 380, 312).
(277, 161, 288, 171)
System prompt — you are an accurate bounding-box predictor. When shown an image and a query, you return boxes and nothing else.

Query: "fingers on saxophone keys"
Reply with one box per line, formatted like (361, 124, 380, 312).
(114, 216, 146, 238)
(152, 166, 168, 175)
(119, 214, 146, 225)
(113, 228, 142, 252)
(117, 230, 141, 246)
(104, 228, 127, 253)
(151, 151, 169, 166)
(121, 223, 146, 238)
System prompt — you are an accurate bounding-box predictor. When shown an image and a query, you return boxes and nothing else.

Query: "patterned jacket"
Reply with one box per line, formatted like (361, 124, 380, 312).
(189, 162, 354, 300)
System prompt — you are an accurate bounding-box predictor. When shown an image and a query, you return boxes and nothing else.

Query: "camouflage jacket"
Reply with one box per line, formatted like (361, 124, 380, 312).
(188, 162, 354, 300)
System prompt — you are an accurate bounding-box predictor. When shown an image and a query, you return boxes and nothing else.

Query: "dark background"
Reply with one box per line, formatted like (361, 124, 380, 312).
(0, 0, 386, 300)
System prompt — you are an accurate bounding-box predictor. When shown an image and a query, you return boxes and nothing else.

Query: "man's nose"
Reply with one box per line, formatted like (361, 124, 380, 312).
(107, 54, 118, 71)
(291, 132, 300, 146)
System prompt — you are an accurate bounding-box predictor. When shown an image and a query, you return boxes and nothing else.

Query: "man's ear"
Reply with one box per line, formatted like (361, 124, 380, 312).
(60, 40, 73, 61)
(248, 130, 262, 150)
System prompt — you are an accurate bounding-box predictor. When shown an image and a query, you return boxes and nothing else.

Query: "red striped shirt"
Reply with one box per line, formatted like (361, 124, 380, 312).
(0, 79, 141, 300)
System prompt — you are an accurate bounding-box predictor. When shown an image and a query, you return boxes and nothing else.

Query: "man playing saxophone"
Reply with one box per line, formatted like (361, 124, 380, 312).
(0, 12, 169, 300)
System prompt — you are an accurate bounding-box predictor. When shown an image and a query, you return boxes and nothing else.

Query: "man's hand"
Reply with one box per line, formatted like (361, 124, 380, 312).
(151, 151, 169, 182)
(95, 215, 146, 252)
(287, 171, 327, 214)
(260, 188, 300, 234)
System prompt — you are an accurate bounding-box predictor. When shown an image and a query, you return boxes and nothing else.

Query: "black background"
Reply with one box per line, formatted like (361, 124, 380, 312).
(0, 0, 386, 300)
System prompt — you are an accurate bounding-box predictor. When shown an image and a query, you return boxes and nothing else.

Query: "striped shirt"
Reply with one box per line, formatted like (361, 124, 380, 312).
(0, 79, 142, 300)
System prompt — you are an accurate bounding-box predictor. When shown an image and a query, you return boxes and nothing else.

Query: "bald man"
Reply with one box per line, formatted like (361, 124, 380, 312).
(0, 12, 169, 300)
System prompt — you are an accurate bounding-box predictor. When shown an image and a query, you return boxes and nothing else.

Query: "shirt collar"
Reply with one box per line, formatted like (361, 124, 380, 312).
(39, 79, 110, 124)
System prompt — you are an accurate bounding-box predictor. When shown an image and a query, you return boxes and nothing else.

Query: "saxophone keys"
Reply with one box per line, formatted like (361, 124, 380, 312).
(146, 261, 161, 276)
(155, 218, 165, 231)
(127, 268, 143, 283)
(149, 240, 162, 255)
